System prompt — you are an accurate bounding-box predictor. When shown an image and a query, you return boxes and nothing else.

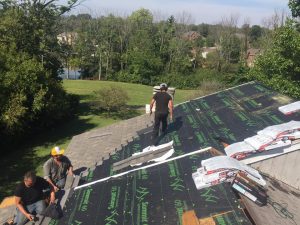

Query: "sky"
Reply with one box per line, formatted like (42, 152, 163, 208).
(63, 0, 290, 26)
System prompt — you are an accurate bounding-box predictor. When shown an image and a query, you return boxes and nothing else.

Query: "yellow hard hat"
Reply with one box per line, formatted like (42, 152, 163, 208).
(51, 146, 65, 156)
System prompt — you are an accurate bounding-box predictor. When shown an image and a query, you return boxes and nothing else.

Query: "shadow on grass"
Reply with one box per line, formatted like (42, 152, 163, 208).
(0, 116, 96, 201)
(0, 101, 143, 201)
(97, 109, 142, 120)
(78, 94, 95, 102)
(88, 103, 143, 120)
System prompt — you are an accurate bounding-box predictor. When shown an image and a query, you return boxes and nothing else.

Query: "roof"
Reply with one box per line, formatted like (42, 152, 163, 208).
(44, 82, 300, 225)
(182, 31, 201, 40)
(242, 175, 300, 225)
(251, 145, 300, 190)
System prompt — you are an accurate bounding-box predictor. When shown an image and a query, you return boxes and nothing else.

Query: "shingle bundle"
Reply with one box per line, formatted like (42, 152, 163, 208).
(225, 120, 300, 159)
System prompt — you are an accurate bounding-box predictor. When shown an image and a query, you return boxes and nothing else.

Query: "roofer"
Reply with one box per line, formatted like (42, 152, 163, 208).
(150, 83, 173, 145)
(14, 171, 55, 225)
(43, 146, 73, 192)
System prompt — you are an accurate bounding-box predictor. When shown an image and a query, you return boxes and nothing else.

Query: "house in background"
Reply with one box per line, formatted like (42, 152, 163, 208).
(182, 31, 201, 41)
(182, 31, 203, 67)
(57, 32, 78, 45)
(246, 48, 261, 67)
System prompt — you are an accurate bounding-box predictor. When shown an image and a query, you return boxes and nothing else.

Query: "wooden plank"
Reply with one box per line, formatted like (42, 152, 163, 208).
(113, 145, 173, 171)
(287, 151, 300, 189)
(279, 151, 298, 187)
(251, 155, 274, 179)
(199, 218, 215, 225)
(0, 196, 14, 208)
(182, 210, 201, 225)
(269, 154, 287, 181)
(251, 150, 300, 190)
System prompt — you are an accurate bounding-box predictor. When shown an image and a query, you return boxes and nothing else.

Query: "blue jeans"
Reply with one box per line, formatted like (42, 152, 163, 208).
(14, 200, 46, 225)
(56, 177, 66, 189)
(152, 112, 168, 145)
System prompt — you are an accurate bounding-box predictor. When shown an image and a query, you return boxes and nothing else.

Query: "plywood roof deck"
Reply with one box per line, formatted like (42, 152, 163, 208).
(242, 176, 300, 225)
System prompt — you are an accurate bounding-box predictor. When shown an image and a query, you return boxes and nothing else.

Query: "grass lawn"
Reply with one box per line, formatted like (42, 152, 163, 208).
(0, 80, 198, 201)
(63, 80, 196, 105)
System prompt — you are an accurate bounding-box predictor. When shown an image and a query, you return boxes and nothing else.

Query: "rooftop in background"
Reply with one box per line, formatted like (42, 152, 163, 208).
(57, 32, 78, 45)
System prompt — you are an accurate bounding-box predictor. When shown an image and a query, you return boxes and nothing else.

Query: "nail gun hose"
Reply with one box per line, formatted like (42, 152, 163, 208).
(267, 198, 297, 225)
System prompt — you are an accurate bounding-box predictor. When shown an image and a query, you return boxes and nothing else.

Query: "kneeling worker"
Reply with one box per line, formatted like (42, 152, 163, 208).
(43, 146, 73, 192)
(14, 171, 55, 225)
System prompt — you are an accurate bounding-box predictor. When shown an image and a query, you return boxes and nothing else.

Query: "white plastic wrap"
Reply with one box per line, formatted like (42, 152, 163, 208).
(278, 101, 300, 115)
(244, 134, 274, 150)
(192, 156, 266, 190)
(225, 121, 300, 160)
(132, 140, 174, 156)
(225, 141, 255, 159)
(257, 121, 300, 139)
(131, 141, 174, 166)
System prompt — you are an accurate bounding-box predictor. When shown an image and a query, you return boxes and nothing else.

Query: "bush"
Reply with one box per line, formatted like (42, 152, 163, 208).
(94, 86, 129, 114)
(188, 80, 226, 99)
(157, 69, 224, 89)
(159, 73, 200, 89)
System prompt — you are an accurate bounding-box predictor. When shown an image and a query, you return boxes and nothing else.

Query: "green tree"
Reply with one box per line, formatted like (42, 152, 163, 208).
(213, 15, 242, 72)
(168, 38, 194, 74)
(249, 25, 263, 42)
(289, 0, 300, 17)
(0, 0, 79, 149)
(247, 22, 300, 98)
(126, 29, 163, 84)
(289, 0, 300, 31)
(121, 9, 162, 84)
(199, 23, 209, 37)
(70, 14, 96, 79)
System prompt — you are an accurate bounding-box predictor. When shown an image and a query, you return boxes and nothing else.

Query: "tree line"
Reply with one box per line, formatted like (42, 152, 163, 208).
(58, 3, 300, 98)
(58, 10, 268, 88)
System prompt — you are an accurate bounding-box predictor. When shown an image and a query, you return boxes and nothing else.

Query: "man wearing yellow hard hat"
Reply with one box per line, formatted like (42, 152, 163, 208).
(43, 146, 73, 192)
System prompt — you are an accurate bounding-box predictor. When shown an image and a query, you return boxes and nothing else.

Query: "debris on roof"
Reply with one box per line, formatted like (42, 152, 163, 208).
(112, 141, 174, 171)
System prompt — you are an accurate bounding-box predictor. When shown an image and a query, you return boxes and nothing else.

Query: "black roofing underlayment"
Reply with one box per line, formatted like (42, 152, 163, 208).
(51, 82, 300, 225)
